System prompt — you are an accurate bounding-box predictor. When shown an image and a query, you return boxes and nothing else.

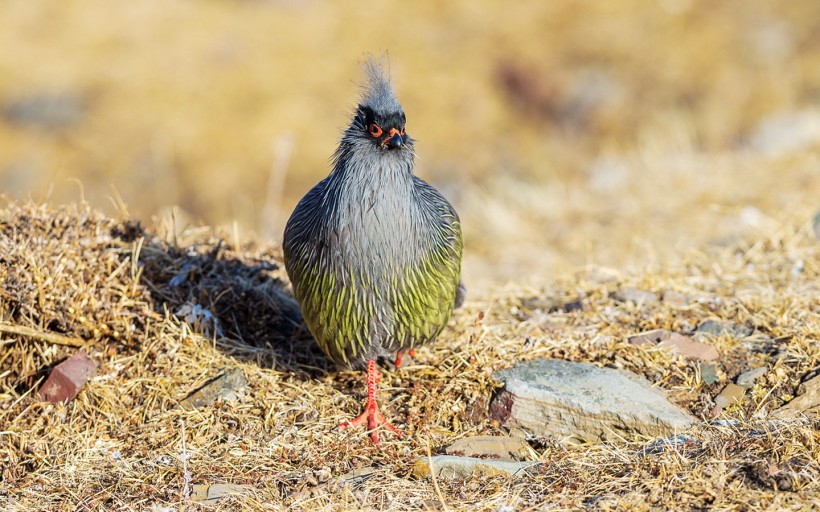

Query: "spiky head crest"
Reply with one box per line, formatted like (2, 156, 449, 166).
(359, 56, 402, 115)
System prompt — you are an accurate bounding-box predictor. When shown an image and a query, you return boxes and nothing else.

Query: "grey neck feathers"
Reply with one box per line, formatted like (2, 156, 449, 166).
(324, 140, 431, 270)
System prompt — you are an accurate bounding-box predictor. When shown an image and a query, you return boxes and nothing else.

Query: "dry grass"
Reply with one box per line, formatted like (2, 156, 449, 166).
(0, 199, 818, 510)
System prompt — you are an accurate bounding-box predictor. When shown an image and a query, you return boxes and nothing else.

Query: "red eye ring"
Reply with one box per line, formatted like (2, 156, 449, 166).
(368, 123, 383, 137)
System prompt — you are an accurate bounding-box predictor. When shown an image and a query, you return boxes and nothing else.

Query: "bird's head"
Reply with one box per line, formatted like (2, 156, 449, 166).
(346, 58, 410, 152)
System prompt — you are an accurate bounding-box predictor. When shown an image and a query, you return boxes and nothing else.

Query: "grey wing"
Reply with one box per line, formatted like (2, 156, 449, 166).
(412, 175, 464, 308)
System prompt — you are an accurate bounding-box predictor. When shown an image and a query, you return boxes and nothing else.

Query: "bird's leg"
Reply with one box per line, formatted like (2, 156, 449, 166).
(339, 359, 404, 443)
(394, 349, 416, 368)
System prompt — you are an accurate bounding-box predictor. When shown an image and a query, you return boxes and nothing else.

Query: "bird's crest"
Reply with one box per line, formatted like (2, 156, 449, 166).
(359, 56, 402, 115)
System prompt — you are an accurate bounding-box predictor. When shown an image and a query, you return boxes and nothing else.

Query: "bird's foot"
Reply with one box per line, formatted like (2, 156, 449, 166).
(339, 399, 404, 444)
(339, 359, 404, 444)
(394, 349, 416, 368)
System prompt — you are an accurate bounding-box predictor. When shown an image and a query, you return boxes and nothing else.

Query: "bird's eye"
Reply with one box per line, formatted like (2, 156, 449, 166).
(368, 123, 383, 137)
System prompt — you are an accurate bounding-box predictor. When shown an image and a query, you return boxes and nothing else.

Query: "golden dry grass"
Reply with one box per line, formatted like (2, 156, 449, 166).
(0, 199, 818, 510)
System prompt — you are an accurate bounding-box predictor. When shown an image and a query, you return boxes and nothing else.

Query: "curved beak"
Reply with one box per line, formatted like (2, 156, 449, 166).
(384, 128, 403, 149)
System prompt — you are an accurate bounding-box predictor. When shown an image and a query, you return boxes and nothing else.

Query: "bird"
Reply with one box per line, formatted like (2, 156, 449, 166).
(283, 58, 464, 443)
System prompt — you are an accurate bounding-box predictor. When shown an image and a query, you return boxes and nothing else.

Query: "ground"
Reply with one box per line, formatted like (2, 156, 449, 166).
(0, 201, 818, 511)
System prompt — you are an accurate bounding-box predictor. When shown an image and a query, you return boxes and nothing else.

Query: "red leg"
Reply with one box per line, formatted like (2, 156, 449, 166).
(394, 349, 416, 368)
(339, 360, 404, 443)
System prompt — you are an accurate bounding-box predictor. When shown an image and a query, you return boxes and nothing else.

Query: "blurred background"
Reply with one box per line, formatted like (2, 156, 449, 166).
(1, 0, 818, 292)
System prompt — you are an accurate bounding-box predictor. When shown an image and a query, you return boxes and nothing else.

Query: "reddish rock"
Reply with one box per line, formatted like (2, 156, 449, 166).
(39, 352, 97, 403)
(628, 329, 719, 362)
(662, 290, 691, 307)
(662, 333, 719, 362)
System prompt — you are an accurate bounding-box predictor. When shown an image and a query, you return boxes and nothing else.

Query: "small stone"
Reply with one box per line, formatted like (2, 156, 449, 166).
(39, 352, 98, 403)
(445, 436, 535, 461)
(619, 287, 659, 305)
(773, 375, 820, 418)
(715, 383, 746, 409)
(560, 299, 584, 313)
(661, 333, 719, 362)
(330, 467, 377, 490)
(695, 320, 753, 339)
(181, 369, 248, 409)
(191, 483, 253, 502)
(520, 296, 584, 313)
(412, 456, 539, 480)
(3, 92, 87, 129)
(490, 360, 696, 443)
(662, 290, 691, 307)
(628, 330, 719, 362)
(699, 363, 718, 385)
(639, 434, 698, 455)
(628, 329, 669, 346)
(736, 366, 769, 388)
(813, 209, 820, 240)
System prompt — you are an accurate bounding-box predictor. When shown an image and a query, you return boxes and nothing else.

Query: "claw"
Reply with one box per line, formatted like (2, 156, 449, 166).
(339, 359, 403, 444)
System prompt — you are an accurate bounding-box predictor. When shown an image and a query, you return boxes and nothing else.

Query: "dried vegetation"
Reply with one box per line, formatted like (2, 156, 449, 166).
(0, 200, 818, 510)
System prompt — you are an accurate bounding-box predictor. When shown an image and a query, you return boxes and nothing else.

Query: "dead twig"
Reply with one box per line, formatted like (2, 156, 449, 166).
(0, 322, 86, 347)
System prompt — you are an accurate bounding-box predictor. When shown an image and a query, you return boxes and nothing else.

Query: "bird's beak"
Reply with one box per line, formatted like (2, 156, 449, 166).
(384, 128, 403, 149)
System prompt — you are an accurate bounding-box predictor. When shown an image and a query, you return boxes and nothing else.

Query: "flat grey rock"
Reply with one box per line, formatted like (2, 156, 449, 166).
(413, 456, 539, 480)
(490, 359, 696, 443)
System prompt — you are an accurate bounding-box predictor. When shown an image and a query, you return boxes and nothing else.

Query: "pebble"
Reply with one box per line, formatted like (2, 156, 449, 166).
(714, 383, 746, 409)
(191, 484, 253, 502)
(619, 287, 659, 305)
(39, 352, 98, 403)
(639, 434, 699, 455)
(3, 92, 87, 129)
(699, 363, 718, 385)
(813, 209, 820, 240)
(181, 368, 248, 409)
(695, 320, 754, 339)
(736, 366, 769, 388)
(628, 329, 719, 362)
(662, 290, 691, 307)
(412, 456, 539, 480)
(445, 436, 535, 461)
